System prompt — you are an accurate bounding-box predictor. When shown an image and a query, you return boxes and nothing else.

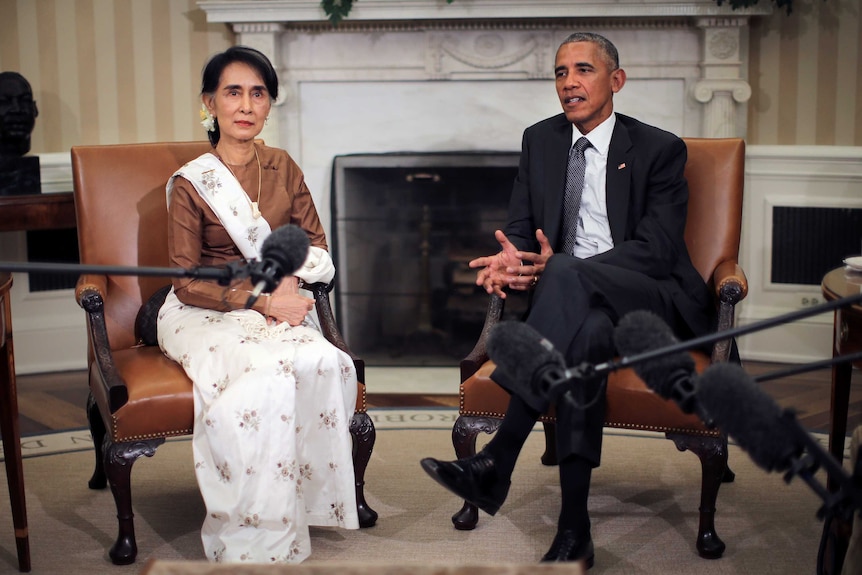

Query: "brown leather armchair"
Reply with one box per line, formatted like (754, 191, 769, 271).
(452, 138, 748, 559)
(71, 141, 377, 566)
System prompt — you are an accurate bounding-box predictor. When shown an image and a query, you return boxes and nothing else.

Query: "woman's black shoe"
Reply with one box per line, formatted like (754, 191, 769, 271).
(540, 529, 595, 568)
(420, 451, 510, 516)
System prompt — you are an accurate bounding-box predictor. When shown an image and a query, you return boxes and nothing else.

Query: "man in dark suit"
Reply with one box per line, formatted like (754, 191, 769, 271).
(421, 32, 715, 568)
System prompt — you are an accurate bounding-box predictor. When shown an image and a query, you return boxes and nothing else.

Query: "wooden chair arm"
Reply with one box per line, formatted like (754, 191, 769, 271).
(460, 293, 506, 382)
(713, 260, 748, 306)
(75, 273, 108, 305)
(711, 260, 749, 363)
(74, 274, 129, 413)
(300, 279, 365, 384)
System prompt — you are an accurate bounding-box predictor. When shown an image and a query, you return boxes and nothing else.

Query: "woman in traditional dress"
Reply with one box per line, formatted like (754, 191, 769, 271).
(157, 45, 359, 564)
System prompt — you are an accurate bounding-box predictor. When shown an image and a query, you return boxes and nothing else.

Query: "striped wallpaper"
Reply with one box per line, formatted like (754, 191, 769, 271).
(0, 0, 233, 154)
(749, 0, 862, 146)
(1, 0, 860, 152)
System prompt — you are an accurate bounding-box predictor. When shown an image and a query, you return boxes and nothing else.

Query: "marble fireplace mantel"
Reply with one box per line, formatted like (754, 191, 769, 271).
(198, 0, 771, 237)
(199, 1, 770, 143)
(199, 0, 770, 23)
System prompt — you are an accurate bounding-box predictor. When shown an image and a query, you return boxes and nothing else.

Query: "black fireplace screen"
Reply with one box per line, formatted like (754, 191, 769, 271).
(331, 152, 530, 366)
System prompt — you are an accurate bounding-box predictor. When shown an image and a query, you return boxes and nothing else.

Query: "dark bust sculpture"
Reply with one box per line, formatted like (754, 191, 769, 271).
(0, 71, 41, 195)
(0, 71, 39, 157)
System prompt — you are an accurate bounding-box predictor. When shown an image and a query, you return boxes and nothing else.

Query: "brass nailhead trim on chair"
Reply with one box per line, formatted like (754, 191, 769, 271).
(111, 417, 193, 443)
(603, 421, 721, 437)
(357, 384, 367, 413)
(458, 410, 720, 437)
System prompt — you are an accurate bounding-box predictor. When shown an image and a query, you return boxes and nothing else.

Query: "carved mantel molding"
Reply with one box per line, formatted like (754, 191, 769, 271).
(199, 0, 770, 23)
(200, 0, 772, 145)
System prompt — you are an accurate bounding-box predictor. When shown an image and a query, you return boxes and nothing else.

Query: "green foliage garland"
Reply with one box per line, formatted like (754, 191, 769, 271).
(715, 0, 795, 14)
(322, 0, 797, 26)
(322, 0, 453, 25)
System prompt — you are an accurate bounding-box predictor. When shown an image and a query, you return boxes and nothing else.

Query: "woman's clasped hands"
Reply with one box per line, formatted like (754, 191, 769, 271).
(266, 276, 314, 326)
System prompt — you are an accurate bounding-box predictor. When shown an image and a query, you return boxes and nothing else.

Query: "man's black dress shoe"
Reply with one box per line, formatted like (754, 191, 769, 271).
(419, 451, 510, 516)
(540, 529, 595, 568)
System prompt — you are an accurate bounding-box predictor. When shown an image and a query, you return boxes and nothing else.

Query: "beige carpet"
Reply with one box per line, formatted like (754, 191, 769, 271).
(0, 423, 826, 574)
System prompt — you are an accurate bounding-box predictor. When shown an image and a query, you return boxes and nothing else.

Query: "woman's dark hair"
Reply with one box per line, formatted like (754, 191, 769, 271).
(201, 45, 279, 146)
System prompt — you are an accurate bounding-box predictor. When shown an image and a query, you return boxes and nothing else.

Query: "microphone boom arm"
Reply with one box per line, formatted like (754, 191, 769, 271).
(593, 292, 862, 376)
(0, 260, 250, 286)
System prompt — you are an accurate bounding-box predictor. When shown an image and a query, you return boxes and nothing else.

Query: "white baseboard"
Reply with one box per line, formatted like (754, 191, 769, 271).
(736, 314, 833, 364)
(14, 324, 88, 374)
(8, 284, 88, 375)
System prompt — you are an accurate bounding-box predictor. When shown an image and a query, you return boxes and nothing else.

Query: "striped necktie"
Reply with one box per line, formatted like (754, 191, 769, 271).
(560, 136, 592, 255)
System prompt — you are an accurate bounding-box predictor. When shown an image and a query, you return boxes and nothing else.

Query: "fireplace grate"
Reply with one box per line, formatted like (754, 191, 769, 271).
(331, 152, 530, 366)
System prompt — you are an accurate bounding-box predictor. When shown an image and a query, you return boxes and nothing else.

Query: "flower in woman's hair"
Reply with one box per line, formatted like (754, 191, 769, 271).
(200, 104, 216, 132)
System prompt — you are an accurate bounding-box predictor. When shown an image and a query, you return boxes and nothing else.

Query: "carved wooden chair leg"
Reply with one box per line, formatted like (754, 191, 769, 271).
(350, 411, 378, 528)
(669, 433, 728, 559)
(450, 415, 502, 530)
(540, 422, 558, 465)
(103, 438, 164, 565)
(723, 463, 736, 483)
(86, 394, 107, 490)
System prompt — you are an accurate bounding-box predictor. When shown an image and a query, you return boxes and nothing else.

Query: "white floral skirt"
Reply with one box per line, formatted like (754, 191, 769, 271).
(157, 290, 359, 564)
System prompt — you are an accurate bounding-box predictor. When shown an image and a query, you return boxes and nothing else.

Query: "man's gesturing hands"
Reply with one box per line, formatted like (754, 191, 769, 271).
(469, 229, 554, 298)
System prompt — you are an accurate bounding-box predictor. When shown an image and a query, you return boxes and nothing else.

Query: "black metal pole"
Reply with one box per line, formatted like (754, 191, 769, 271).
(0, 260, 248, 285)
(596, 292, 862, 375)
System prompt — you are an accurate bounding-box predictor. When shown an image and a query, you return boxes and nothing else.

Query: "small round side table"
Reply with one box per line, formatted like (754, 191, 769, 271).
(819, 266, 862, 575)
(821, 267, 862, 468)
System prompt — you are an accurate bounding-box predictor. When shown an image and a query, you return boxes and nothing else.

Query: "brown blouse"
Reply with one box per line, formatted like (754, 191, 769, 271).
(167, 143, 328, 314)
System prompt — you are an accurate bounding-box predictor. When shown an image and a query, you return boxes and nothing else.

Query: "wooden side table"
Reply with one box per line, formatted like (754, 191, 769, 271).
(0, 192, 76, 232)
(821, 267, 862, 468)
(0, 272, 30, 571)
(820, 266, 862, 575)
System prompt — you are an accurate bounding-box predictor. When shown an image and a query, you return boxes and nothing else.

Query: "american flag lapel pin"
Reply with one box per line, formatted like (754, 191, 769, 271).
(618, 162, 626, 170)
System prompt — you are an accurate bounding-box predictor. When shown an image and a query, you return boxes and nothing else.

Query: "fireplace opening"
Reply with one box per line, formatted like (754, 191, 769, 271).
(332, 152, 531, 366)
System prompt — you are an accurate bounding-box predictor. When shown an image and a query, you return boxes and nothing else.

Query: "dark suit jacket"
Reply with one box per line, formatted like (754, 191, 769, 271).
(503, 112, 714, 339)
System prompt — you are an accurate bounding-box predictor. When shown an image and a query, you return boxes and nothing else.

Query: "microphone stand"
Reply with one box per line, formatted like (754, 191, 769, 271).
(779, 410, 862, 522)
(779, 410, 862, 575)
(0, 260, 254, 286)
(541, 361, 602, 408)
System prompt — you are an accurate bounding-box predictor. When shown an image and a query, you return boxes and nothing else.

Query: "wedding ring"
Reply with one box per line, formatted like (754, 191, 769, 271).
(530, 275, 538, 287)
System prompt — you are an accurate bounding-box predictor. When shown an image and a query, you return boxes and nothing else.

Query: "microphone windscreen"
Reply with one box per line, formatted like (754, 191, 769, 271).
(486, 321, 565, 397)
(613, 310, 695, 398)
(261, 224, 311, 276)
(698, 362, 800, 472)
